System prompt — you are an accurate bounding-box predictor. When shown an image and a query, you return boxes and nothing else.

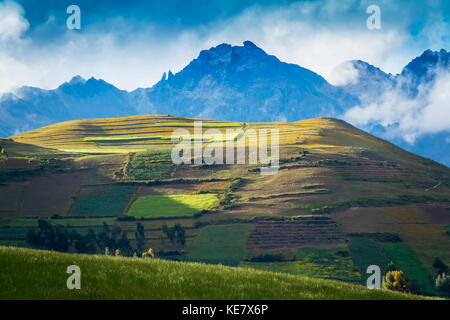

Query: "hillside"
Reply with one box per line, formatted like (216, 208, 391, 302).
(1, 115, 449, 297)
(0, 246, 427, 300)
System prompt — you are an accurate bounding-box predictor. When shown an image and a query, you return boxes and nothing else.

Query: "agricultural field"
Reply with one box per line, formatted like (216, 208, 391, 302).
(348, 238, 390, 285)
(71, 185, 137, 216)
(186, 224, 252, 265)
(384, 243, 435, 295)
(123, 150, 173, 181)
(247, 217, 344, 250)
(127, 193, 219, 218)
(240, 245, 360, 283)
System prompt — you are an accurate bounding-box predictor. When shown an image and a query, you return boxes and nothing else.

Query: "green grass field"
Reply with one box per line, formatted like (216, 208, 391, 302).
(349, 238, 390, 285)
(71, 186, 137, 216)
(383, 243, 435, 295)
(127, 194, 218, 218)
(240, 246, 360, 282)
(0, 246, 428, 300)
(186, 224, 251, 266)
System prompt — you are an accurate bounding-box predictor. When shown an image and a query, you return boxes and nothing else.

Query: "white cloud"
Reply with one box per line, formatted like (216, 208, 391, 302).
(327, 61, 360, 86)
(343, 70, 450, 143)
(0, 0, 412, 95)
(0, 0, 28, 42)
(204, 2, 409, 82)
(0, 1, 31, 93)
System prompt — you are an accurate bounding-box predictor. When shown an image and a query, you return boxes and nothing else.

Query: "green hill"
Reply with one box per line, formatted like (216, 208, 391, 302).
(1, 115, 449, 298)
(0, 246, 428, 300)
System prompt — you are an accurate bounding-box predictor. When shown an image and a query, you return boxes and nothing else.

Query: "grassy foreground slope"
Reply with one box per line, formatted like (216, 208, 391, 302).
(0, 246, 427, 300)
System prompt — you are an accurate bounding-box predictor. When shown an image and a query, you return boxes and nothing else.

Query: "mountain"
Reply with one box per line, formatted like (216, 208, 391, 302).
(399, 49, 450, 97)
(335, 49, 450, 166)
(138, 41, 358, 122)
(336, 60, 394, 103)
(339, 49, 450, 97)
(0, 76, 149, 138)
(0, 41, 358, 138)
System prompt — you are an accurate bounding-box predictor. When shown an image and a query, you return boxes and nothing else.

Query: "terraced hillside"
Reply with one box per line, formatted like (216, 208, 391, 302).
(1, 115, 449, 297)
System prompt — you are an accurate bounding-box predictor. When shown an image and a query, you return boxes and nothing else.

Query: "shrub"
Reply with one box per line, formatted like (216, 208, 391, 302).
(432, 257, 449, 275)
(387, 261, 397, 272)
(435, 273, 450, 297)
(116, 216, 136, 221)
(382, 271, 410, 293)
(249, 254, 286, 262)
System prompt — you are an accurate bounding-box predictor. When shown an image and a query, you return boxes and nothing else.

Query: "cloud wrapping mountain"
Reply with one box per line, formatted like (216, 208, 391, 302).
(340, 49, 450, 165)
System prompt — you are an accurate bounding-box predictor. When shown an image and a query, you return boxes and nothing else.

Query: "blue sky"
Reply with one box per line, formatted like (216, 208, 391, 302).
(0, 0, 449, 93)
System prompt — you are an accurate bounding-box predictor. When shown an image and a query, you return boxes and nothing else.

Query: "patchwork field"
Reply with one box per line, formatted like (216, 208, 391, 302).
(1, 115, 449, 298)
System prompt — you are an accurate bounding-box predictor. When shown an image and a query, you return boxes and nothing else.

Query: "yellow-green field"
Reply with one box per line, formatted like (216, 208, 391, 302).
(127, 193, 219, 218)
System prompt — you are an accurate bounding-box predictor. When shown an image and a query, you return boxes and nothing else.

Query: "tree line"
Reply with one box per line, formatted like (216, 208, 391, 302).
(26, 219, 146, 256)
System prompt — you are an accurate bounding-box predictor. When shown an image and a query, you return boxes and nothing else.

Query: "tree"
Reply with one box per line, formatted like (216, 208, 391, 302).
(54, 226, 70, 252)
(85, 228, 98, 254)
(37, 219, 56, 250)
(112, 226, 122, 240)
(409, 279, 425, 296)
(162, 223, 176, 243)
(26, 229, 39, 247)
(174, 224, 186, 246)
(382, 270, 410, 293)
(432, 257, 449, 275)
(74, 234, 88, 253)
(108, 225, 122, 251)
(162, 223, 185, 245)
(136, 222, 145, 239)
(118, 232, 131, 256)
(0, 145, 8, 158)
(436, 273, 450, 297)
(387, 261, 397, 272)
(135, 222, 145, 252)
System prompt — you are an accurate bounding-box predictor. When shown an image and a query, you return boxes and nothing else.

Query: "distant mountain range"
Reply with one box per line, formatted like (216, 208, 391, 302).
(338, 49, 450, 166)
(0, 42, 448, 166)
